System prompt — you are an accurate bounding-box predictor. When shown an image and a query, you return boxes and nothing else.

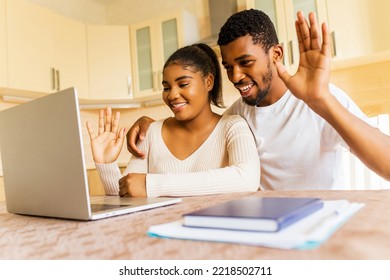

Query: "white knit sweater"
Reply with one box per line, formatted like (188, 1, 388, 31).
(95, 114, 260, 197)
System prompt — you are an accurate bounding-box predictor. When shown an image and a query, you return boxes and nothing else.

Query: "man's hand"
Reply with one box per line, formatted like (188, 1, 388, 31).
(275, 11, 331, 111)
(126, 116, 155, 158)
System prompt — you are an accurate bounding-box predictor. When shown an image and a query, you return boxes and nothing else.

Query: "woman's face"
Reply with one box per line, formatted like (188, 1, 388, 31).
(162, 64, 213, 121)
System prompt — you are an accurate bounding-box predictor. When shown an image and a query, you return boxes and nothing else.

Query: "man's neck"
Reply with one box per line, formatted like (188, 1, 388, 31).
(257, 78, 288, 107)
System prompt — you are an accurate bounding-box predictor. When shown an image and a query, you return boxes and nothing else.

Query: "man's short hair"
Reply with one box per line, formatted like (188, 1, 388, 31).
(217, 9, 279, 53)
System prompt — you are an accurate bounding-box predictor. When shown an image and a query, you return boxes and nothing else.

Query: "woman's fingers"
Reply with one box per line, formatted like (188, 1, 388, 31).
(96, 107, 121, 135)
(111, 111, 121, 134)
(98, 109, 104, 135)
(86, 120, 96, 140)
(104, 107, 112, 132)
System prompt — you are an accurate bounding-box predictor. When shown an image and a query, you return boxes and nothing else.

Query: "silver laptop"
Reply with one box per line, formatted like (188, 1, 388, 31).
(0, 88, 181, 220)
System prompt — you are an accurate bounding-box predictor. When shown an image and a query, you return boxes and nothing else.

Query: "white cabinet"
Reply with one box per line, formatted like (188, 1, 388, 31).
(325, 0, 390, 61)
(130, 11, 199, 98)
(0, 0, 7, 87)
(246, 0, 390, 68)
(86, 25, 132, 100)
(245, 0, 326, 74)
(6, 0, 89, 98)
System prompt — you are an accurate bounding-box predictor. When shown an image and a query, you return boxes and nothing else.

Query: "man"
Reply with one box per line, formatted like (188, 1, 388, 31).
(127, 9, 390, 190)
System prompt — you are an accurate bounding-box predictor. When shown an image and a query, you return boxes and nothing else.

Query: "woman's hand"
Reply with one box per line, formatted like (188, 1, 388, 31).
(118, 173, 147, 197)
(86, 107, 125, 164)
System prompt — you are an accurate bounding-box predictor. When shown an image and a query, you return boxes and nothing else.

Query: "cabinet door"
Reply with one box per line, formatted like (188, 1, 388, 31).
(87, 25, 132, 100)
(252, 0, 322, 73)
(157, 16, 180, 90)
(130, 20, 157, 97)
(131, 15, 180, 98)
(284, 0, 319, 72)
(0, 0, 6, 87)
(326, 0, 390, 60)
(52, 13, 90, 99)
(6, 0, 89, 97)
(253, 0, 290, 66)
(6, 0, 55, 93)
(160, 17, 180, 67)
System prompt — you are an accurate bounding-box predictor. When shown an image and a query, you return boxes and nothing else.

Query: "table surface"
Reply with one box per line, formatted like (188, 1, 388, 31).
(0, 190, 389, 260)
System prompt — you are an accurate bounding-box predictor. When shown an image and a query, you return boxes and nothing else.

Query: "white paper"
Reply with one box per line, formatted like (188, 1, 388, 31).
(147, 200, 365, 250)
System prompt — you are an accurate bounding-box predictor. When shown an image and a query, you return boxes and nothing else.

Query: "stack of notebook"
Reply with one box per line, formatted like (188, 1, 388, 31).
(147, 197, 364, 249)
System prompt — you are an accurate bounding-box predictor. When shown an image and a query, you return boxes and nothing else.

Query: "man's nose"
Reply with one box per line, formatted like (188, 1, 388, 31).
(230, 66, 245, 84)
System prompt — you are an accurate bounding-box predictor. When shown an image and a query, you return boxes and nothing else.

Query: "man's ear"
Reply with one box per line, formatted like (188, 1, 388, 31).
(272, 44, 284, 63)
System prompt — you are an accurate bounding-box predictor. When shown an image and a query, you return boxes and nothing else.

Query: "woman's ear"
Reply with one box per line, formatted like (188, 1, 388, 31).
(272, 44, 284, 63)
(206, 74, 214, 92)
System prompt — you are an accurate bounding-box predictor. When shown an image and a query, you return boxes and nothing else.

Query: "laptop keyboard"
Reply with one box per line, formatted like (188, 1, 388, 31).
(90, 204, 131, 212)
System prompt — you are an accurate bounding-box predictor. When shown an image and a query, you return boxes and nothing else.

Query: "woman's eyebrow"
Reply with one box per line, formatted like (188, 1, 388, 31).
(162, 75, 193, 84)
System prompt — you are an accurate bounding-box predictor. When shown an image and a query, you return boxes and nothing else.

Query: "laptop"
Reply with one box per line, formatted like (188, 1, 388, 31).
(0, 88, 181, 220)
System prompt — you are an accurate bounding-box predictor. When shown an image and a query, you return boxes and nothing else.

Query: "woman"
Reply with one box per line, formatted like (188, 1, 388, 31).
(86, 43, 260, 197)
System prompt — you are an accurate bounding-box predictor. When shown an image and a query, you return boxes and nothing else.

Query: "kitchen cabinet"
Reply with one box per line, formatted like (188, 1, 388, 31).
(86, 25, 133, 100)
(6, 0, 89, 98)
(245, 0, 390, 69)
(130, 11, 199, 98)
(0, 0, 6, 87)
(244, 0, 326, 74)
(325, 0, 390, 62)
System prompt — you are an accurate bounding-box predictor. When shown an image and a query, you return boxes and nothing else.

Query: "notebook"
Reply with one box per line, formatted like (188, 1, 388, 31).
(183, 197, 323, 232)
(0, 88, 181, 220)
(149, 200, 364, 249)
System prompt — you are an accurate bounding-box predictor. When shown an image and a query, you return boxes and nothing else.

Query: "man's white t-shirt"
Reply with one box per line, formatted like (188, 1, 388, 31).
(226, 84, 370, 190)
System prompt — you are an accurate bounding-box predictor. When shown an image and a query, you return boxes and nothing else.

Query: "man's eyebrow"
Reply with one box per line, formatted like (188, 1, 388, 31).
(222, 54, 253, 65)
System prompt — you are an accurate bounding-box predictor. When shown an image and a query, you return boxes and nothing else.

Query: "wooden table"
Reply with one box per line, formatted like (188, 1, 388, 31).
(0, 190, 389, 260)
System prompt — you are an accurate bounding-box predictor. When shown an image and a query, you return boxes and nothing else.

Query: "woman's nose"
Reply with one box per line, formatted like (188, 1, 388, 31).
(167, 86, 180, 100)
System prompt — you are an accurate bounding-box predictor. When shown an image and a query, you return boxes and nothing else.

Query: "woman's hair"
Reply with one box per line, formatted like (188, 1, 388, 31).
(217, 9, 279, 53)
(163, 43, 224, 108)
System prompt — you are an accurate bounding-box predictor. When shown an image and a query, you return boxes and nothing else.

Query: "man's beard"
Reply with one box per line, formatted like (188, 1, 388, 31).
(243, 62, 273, 107)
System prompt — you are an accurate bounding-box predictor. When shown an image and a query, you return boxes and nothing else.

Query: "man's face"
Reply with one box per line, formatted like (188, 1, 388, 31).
(220, 35, 273, 106)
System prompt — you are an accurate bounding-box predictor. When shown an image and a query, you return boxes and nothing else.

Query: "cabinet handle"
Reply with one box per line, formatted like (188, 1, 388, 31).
(56, 70, 60, 91)
(51, 68, 56, 90)
(331, 31, 338, 57)
(127, 76, 133, 98)
(288, 40, 294, 65)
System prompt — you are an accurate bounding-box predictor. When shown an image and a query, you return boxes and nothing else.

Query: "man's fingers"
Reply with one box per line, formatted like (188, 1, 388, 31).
(296, 10, 311, 53)
(126, 126, 145, 158)
(308, 12, 321, 51)
(321, 22, 331, 57)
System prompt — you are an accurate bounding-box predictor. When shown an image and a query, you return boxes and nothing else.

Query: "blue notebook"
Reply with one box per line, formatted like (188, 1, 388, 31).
(183, 197, 324, 232)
